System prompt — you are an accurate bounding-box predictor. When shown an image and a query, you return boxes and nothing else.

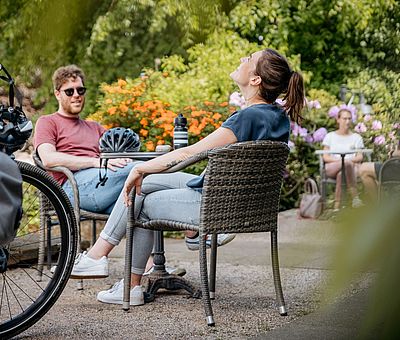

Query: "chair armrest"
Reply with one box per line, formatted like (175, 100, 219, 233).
(163, 151, 209, 173)
(32, 153, 81, 217)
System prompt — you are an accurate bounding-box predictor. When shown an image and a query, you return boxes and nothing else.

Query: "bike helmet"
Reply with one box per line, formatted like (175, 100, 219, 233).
(0, 64, 33, 155)
(99, 127, 141, 153)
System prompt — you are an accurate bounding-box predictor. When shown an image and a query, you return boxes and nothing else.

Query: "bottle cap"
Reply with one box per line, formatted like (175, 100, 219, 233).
(174, 113, 187, 126)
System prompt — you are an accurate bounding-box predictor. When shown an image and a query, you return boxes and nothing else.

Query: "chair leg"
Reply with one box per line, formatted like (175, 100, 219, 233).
(271, 230, 287, 316)
(46, 215, 52, 270)
(209, 232, 218, 300)
(74, 211, 83, 290)
(123, 212, 134, 311)
(37, 197, 46, 281)
(199, 231, 215, 326)
(92, 220, 97, 246)
(321, 181, 327, 211)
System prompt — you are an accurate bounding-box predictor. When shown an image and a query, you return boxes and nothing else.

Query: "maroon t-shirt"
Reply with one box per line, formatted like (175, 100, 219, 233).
(34, 112, 106, 185)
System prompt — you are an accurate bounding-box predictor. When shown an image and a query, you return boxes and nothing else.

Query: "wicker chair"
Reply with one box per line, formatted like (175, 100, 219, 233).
(123, 140, 290, 326)
(378, 156, 400, 200)
(33, 153, 109, 283)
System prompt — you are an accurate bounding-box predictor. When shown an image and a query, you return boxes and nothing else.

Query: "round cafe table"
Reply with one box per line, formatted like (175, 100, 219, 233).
(315, 149, 372, 208)
(100, 151, 199, 302)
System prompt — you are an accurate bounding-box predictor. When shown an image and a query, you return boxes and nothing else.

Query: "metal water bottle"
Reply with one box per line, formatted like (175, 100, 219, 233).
(173, 113, 188, 149)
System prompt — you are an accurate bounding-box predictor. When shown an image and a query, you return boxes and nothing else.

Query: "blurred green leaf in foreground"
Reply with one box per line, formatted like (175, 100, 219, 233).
(329, 194, 400, 338)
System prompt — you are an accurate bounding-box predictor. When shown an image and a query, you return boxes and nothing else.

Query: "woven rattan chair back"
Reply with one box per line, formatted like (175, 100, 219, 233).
(378, 157, 400, 200)
(200, 141, 289, 235)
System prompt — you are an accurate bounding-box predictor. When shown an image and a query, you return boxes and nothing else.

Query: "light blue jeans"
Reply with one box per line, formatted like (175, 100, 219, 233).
(100, 172, 202, 274)
(62, 161, 140, 214)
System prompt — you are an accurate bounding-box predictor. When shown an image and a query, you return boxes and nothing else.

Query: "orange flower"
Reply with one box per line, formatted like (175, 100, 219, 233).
(119, 104, 128, 113)
(140, 118, 148, 127)
(219, 101, 228, 107)
(157, 140, 165, 145)
(212, 113, 222, 120)
(105, 98, 113, 104)
(118, 79, 127, 87)
(162, 72, 169, 77)
(145, 141, 155, 151)
(140, 129, 148, 137)
(204, 101, 214, 106)
(107, 107, 117, 115)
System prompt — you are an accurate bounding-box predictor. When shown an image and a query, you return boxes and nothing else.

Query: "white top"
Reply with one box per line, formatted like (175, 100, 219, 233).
(322, 131, 364, 160)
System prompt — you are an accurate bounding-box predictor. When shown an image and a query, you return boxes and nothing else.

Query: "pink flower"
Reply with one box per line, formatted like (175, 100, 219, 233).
(374, 135, 386, 145)
(364, 114, 372, 122)
(393, 123, 400, 129)
(229, 92, 246, 109)
(306, 98, 321, 110)
(288, 140, 295, 150)
(276, 98, 286, 106)
(305, 135, 314, 143)
(328, 106, 340, 118)
(312, 127, 328, 142)
(371, 120, 382, 130)
(292, 123, 308, 137)
(354, 122, 367, 133)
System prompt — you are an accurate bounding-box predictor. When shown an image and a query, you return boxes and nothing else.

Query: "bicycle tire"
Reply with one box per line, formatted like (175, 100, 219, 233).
(0, 161, 77, 339)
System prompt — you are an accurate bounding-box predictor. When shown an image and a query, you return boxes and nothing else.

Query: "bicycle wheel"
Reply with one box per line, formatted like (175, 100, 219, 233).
(0, 161, 77, 339)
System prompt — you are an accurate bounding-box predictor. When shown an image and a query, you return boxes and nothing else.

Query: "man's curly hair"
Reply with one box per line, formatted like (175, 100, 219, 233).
(52, 65, 85, 90)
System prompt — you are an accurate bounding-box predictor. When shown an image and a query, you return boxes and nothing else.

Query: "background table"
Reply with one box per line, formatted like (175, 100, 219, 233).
(100, 151, 199, 302)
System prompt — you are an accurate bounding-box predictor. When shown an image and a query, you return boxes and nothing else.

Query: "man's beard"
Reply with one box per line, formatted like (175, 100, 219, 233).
(61, 98, 84, 115)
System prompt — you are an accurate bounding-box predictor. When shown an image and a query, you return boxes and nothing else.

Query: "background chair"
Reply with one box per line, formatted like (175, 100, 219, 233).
(123, 140, 290, 326)
(378, 156, 400, 200)
(33, 153, 109, 286)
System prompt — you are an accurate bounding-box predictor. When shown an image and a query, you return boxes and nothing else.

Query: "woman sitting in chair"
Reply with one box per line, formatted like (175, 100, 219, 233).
(322, 108, 364, 210)
(94, 48, 306, 307)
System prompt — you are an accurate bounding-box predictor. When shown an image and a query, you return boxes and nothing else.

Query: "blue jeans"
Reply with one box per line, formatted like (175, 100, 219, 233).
(62, 162, 141, 214)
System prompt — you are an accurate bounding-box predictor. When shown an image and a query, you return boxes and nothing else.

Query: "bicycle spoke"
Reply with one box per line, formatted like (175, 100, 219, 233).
(4, 277, 25, 315)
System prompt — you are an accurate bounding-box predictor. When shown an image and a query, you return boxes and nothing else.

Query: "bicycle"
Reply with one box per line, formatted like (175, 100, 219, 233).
(0, 64, 77, 339)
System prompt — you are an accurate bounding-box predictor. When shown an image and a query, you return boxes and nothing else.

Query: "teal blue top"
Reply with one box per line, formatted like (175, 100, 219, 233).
(187, 103, 290, 190)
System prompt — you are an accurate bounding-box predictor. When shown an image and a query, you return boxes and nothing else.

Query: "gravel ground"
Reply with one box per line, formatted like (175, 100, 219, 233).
(11, 210, 372, 339)
(15, 261, 327, 339)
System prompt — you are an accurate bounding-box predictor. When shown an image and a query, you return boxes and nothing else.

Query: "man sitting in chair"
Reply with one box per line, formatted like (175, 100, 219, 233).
(360, 136, 400, 200)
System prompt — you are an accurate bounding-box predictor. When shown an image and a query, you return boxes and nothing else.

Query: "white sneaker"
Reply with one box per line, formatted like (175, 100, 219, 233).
(97, 279, 144, 306)
(69, 251, 109, 279)
(143, 265, 186, 277)
(185, 233, 236, 251)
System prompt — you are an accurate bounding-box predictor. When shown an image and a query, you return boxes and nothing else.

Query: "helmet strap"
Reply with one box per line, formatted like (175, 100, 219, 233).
(96, 159, 108, 188)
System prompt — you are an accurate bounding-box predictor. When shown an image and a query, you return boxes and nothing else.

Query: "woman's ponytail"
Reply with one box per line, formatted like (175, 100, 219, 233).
(283, 71, 304, 124)
(255, 49, 305, 124)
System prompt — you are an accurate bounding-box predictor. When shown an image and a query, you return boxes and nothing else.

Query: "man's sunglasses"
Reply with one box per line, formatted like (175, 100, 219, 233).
(62, 87, 86, 96)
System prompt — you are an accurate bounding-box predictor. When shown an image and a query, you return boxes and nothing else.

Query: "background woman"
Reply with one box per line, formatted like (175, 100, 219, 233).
(322, 108, 364, 210)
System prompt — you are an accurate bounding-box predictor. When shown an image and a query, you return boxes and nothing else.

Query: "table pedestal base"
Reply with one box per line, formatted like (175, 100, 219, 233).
(143, 273, 201, 303)
(144, 231, 201, 303)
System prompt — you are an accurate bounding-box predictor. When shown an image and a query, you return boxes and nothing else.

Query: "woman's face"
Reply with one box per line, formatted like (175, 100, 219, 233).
(230, 50, 263, 86)
(336, 110, 352, 131)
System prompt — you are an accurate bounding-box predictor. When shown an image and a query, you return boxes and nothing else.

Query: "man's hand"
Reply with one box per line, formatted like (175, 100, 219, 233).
(105, 158, 131, 172)
(123, 167, 144, 206)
